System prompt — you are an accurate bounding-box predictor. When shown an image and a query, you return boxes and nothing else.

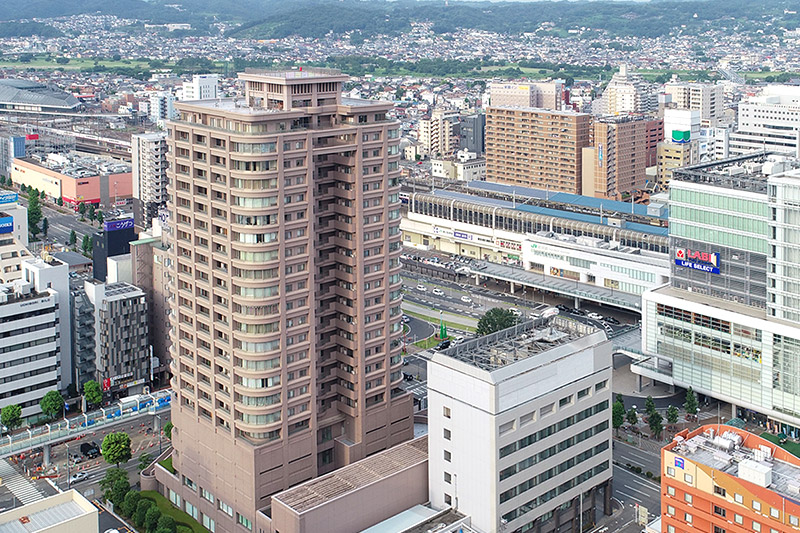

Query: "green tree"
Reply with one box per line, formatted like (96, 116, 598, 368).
(666, 405, 679, 425)
(645, 396, 656, 417)
(615, 393, 625, 409)
(626, 407, 638, 426)
(476, 307, 517, 336)
(134, 499, 153, 528)
(96, 210, 104, 225)
(56, 197, 63, 206)
(157, 515, 177, 533)
(154, 528, 173, 533)
(55, 57, 70, 64)
(1, 404, 22, 431)
(612, 400, 625, 435)
(39, 390, 64, 419)
(121, 489, 141, 517)
(145, 505, 162, 532)
(0, 176, 5, 185)
(99, 468, 128, 499)
(82, 234, 91, 255)
(83, 380, 102, 406)
(69, 229, 77, 245)
(27, 191, 42, 237)
(102, 432, 132, 467)
(78, 202, 86, 220)
(163, 421, 173, 440)
(648, 411, 664, 440)
(110, 478, 129, 508)
(88, 204, 96, 223)
(41, 217, 48, 237)
(684, 387, 699, 421)
(138, 452, 154, 473)
(39, 189, 45, 199)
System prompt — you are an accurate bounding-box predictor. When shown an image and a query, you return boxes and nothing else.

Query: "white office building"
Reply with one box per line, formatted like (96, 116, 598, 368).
(148, 92, 177, 124)
(131, 132, 168, 227)
(730, 85, 800, 155)
(428, 317, 613, 533)
(181, 74, 219, 101)
(664, 82, 725, 126)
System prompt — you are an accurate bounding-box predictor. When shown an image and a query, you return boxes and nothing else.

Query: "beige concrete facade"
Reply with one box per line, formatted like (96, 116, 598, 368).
(486, 106, 591, 193)
(418, 108, 459, 157)
(582, 116, 663, 199)
(656, 140, 698, 189)
(489, 81, 564, 110)
(0, 490, 98, 533)
(664, 82, 724, 126)
(155, 68, 413, 533)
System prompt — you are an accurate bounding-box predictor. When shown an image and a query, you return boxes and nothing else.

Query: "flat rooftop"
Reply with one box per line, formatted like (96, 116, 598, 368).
(439, 316, 597, 372)
(241, 67, 346, 80)
(670, 428, 800, 501)
(272, 436, 427, 514)
(671, 151, 800, 194)
(0, 490, 95, 533)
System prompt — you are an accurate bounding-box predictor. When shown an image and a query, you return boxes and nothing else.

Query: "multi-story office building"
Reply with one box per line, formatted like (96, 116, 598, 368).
(132, 132, 169, 228)
(489, 81, 564, 110)
(181, 74, 219, 101)
(664, 82, 725, 126)
(428, 317, 613, 533)
(657, 140, 699, 190)
(486, 106, 591, 193)
(594, 64, 656, 116)
(582, 115, 663, 199)
(459, 113, 485, 154)
(662, 425, 800, 533)
(84, 280, 149, 396)
(730, 85, 800, 155)
(419, 108, 459, 157)
(639, 153, 800, 436)
(154, 68, 413, 532)
(92, 215, 136, 282)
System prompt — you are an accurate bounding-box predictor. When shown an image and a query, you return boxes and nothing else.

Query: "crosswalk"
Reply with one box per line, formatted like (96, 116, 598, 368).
(0, 459, 46, 504)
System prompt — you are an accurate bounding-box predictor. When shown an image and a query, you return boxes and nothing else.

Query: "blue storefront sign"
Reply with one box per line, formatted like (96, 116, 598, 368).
(0, 216, 13, 234)
(103, 218, 134, 232)
(453, 231, 472, 241)
(674, 248, 720, 274)
(0, 192, 18, 204)
(675, 457, 684, 469)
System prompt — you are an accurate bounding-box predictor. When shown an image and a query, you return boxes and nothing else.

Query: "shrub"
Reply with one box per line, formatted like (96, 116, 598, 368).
(646, 471, 653, 478)
(134, 499, 153, 528)
(145, 505, 162, 532)
(120, 490, 141, 517)
(157, 515, 177, 533)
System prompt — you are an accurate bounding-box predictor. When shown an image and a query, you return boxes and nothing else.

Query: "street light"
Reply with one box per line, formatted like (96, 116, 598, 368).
(155, 414, 163, 455)
(65, 442, 71, 489)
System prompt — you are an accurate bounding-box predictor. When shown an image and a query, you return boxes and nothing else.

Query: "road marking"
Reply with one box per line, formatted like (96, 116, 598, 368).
(616, 490, 642, 503)
(625, 475, 661, 490)
(623, 484, 654, 498)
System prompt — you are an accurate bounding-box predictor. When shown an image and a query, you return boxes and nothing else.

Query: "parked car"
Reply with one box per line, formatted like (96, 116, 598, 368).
(604, 316, 621, 325)
(435, 340, 451, 351)
(509, 308, 522, 317)
(556, 304, 571, 312)
(570, 308, 587, 317)
(416, 284, 427, 292)
(432, 288, 444, 296)
(587, 312, 603, 321)
(403, 372, 414, 381)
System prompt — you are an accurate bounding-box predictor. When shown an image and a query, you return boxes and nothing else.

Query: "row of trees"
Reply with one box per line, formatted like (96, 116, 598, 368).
(612, 388, 700, 440)
(0, 380, 105, 432)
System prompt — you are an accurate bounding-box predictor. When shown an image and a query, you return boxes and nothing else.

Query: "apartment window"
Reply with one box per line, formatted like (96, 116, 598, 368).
(734, 514, 743, 525)
(499, 421, 515, 436)
(714, 527, 726, 533)
(790, 516, 800, 527)
(218, 500, 233, 517)
(577, 387, 590, 400)
(666, 466, 675, 476)
(714, 485, 726, 497)
(443, 428, 451, 441)
(201, 488, 214, 503)
(734, 493, 743, 504)
(595, 380, 608, 391)
(443, 406, 451, 419)
(444, 472, 452, 484)
(685, 512, 692, 524)
(753, 521, 762, 532)
(667, 526, 675, 533)
(237, 513, 252, 531)
(770, 508, 780, 519)
(666, 486, 675, 496)
(684, 493, 692, 504)
(184, 476, 197, 491)
(169, 489, 181, 507)
(753, 501, 762, 512)
(559, 395, 573, 407)
(444, 450, 451, 462)
(444, 494, 452, 506)
(667, 505, 675, 516)
(714, 506, 726, 518)
(202, 514, 216, 532)
(684, 473, 693, 484)
(541, 403, 555, 416)
(185, 501, 198, 520)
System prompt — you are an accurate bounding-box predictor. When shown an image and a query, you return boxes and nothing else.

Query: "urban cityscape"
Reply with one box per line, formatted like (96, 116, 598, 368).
(0, 0, 799, 533)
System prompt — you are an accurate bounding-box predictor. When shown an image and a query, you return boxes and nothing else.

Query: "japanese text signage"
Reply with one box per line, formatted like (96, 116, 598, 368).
(675, 248, 720, 274)
(103, 218, 134, 232)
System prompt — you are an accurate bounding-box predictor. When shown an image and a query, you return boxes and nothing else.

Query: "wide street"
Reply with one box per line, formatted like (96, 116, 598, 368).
(17, 195, 103, 250)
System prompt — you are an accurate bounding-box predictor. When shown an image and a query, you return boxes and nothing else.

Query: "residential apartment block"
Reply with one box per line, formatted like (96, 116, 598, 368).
(664, 82, 725, 126)
(489, 81, 564, 110)
(419, 108, 460, 157)
(154, 68, 413, 532)
(428, 318, 613, 533)
(132, 132, 169, 228)
(486, 106, 591, 193)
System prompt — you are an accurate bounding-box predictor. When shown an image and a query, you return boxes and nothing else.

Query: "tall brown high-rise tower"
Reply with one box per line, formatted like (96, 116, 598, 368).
(155, 68, 413, 532)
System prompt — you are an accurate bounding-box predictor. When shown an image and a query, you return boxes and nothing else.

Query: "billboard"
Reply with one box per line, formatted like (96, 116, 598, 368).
(675, 248, 720, 274)
(0, 192, 18, 204)
(671, 130, 691, 143)
(0, 217, 12, 234)
(103, 217, 134, 232)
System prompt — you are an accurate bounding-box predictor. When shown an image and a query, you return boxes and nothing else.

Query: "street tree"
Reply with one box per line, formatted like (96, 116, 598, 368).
(83, 380, 102, 407)
(1, 404, 22, 432)
(648, 411, 664, 440)
(476, 307, 517, 337)
(138, 452, 154, 473)
(666, 405, 680, 426)
(100, 468, 128, 499)
(626, 407, 638, 426)
(27, 192, 42, 237)
(102, 431, 132, 467)
(684, 387, 699, 421)
(163, 421, 173, 440)
(56, 197, 63, 206)
(97, 210, 104, 224)
(612, 400, 625, 435)
(39, 390, 64, 419)
(615, 393, 625, 409)
(39, 189, 45, 199)
(69, 229, 77, 246)
(41, 217, 48, 237)
(645, 395, 656, 417)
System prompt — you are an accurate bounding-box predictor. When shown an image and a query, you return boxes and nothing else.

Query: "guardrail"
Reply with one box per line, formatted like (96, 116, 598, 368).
(0, 389, 172, 458)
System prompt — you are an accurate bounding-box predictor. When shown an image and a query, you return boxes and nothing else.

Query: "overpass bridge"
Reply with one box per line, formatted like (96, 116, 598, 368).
(0, 389, 172, 462)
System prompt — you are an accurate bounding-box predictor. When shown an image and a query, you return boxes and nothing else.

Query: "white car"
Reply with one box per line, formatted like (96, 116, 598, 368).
(416, 284, 427, 292)
(587, 312, 603, 320)
(69, 472, 88, 484)
(432, 288, 444, 296)
(460, 295, 472, 303)
(509, 308, 522, 317)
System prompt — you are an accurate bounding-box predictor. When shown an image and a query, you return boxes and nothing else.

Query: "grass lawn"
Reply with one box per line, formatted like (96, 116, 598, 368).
(413, 336, 442, 349)
(402, 308, 477, 333)
(760, 432, 800, 459)
(158, 457, 175, 475)
(140, 490, 205, 533)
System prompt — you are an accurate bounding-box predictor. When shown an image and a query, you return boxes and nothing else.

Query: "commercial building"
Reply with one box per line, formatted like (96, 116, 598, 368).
(459, 113, 485, 154)
(662, 425, 800, 533)
(83, 280, 149, 397)
(431, 151, 486, 182)
(582, 115, 662, 199)
(0, 490, 98, 533)
(0, 79, 81, 114)
(0, 193, 32, 284)
(10, 155, 132, 207)
(181, 74, 219, 101)
(663, 82, 725, 126)
(0, 128, 74, 178)
(640, 153, 800, 436)
(419, 108, 459, 157)
(657, 140, 699, 190)
(154, 68, 413, 532)
(486, 106, 591, 193)
(489, 81, 564, 110)
(91, 215, 136, 282)
(428, 317, 613, 533)
(594, 64, 656, 116)
(730, 85, 800, 156)
(131, 132, 169, 228)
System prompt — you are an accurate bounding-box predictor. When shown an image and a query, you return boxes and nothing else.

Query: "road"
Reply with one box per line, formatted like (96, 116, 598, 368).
(17, 196, 100, 250)
(404, 316, 434, 344)
(612, 465, 661, 522)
